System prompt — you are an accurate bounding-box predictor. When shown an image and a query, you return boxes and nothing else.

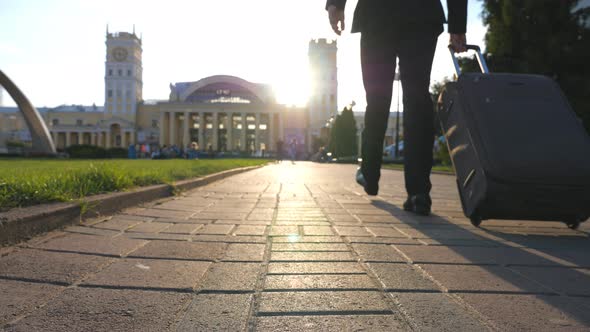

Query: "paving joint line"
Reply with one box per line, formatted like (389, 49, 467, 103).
(246, 182, 280, 332)
(305, 184, 418, 331)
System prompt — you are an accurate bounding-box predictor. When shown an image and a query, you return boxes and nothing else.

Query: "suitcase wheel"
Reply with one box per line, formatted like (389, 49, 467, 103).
(470, 215, 482, 227)
(565, 215, 588, 230)
(565, 220, 580, 230)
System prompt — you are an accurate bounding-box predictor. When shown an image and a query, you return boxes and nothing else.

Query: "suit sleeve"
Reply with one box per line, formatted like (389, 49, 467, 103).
(447, 0, 467, 33)
(325, 0, 346, 10)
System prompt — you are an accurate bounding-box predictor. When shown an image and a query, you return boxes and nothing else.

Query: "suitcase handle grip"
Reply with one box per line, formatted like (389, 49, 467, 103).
(448, 44, 490, 76)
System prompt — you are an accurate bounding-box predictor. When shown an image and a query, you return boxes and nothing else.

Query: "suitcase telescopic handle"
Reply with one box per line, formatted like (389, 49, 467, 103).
(448, 44, 490, 76)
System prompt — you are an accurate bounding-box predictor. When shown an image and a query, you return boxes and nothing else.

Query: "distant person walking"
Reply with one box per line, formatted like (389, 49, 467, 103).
(289, 139, 297, 162)
(326, 0, 467, 216)
(276, 139, 284, 162)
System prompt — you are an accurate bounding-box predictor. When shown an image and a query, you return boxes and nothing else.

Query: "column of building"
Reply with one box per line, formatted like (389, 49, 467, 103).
(198, 112, 205, 150)
(168, 111, 175, 146)
(226, 113, 233, 151)
(183, 111, 190, 148)
(240, 113, 247, 152)
(159, 112, 166, 147)
(212, 112, 219, 150)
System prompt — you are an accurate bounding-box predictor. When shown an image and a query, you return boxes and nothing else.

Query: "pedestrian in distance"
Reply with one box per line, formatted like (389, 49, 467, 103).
(326, 0, 468, 216)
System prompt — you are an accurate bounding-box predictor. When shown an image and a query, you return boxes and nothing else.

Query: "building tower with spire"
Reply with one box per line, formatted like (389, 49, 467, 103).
(308, 38, 338, 138)
(104, 27, 143, 122)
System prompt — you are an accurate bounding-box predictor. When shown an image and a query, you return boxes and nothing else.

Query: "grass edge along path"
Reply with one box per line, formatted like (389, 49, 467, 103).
(0, 159, 269, 211)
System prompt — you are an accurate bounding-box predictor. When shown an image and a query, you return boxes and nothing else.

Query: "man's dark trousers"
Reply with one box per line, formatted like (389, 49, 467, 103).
(361, 29, 439, 196)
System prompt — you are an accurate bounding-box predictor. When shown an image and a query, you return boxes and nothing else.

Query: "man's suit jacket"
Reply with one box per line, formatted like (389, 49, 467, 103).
(326, 0, 467, 36)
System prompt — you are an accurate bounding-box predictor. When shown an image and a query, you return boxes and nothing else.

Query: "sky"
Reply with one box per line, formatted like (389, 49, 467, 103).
(0, 0, 486, 112)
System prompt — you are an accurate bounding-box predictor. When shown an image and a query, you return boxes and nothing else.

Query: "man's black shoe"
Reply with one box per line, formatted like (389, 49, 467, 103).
(356, 168, 378, 196)
(403, 194, 432, 216)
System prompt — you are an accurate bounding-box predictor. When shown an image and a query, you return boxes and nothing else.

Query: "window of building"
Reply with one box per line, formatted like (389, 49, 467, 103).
(152, 120, 158, 128)
(127, 69, 132, 76)
(107, 90, 113, 97)
(126, 90, 131, 98)
(116, 90, 122, 97)
(76, 119, 83, 126)
(108, 69, 113, 76)
(118, 69, 123, 76)
(330, 94, 335, 102)
(259, 124, 267, 130)
(52, 119, 59, 126)
(126, 104, 131, 112)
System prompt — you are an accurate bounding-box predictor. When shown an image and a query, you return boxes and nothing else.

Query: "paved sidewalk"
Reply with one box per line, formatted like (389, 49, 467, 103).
(1, 162, 590, 331)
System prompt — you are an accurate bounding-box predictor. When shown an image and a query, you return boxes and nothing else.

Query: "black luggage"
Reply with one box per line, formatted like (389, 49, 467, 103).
(437, 45, 590, 228)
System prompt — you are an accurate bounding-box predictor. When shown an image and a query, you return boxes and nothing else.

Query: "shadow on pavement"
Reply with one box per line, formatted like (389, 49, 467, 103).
(371, 199, 590, 326)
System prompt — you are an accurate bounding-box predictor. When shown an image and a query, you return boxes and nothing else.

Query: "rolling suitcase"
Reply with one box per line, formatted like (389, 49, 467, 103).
(437, 45, 590, 228)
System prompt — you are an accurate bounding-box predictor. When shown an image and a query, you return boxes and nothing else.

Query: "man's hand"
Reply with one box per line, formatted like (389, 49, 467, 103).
(328, 5, 345, 35)
(450, 34, 467, 53)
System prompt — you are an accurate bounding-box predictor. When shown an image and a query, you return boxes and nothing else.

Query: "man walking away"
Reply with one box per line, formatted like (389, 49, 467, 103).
(326, 0, 467, 216)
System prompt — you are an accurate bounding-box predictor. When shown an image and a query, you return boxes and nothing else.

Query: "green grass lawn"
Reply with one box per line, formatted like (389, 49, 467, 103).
(0, 158, 269, 210)
(382, 163, 454, 173)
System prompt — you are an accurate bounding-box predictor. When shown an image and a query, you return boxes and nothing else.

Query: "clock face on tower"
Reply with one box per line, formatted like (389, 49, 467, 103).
(112, 47, 128, 62)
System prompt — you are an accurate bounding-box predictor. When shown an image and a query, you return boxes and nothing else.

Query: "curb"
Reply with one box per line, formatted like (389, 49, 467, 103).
(0, 165, 263, 246)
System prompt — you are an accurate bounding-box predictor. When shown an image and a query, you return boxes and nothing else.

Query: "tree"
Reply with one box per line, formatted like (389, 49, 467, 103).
(328, 106, 358, 157)
(474, 0, 590, 132)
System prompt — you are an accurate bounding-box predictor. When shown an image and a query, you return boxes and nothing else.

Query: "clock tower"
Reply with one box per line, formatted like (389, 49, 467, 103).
(104, 27, 143, 121)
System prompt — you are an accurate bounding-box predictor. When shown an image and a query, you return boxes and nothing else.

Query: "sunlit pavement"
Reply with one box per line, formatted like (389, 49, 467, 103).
(2, 162, 590, 331)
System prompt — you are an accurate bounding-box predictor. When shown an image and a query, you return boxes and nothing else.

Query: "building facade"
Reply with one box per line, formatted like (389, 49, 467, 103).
(1, 30, 403, 156)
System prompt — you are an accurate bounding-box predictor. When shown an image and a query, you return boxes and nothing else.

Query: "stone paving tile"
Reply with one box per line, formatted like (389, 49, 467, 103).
(233, 225, 267, 236)
(397, 245, 574, 266)
(128, 208, 195, 219)
(302, 226, 335, 236)
(153, 217, 214, 224)
(267, 262, 365, 275)
(199, 263, 260, 291)
(272, 243, 349, 252)
(177, 294, 252, 331)
(126, 222, 171, 233)
(351, 244, 406, 262)
(192, 235, 267, 243)
(265, 274, 376, 290)
(326, 214, 359, 222)
(259, 291, 392, 314)
(391, 293, 490, 331)
(122, 232, 191, 242)
(247, 214, 274, 221)
(223, 244, 266, 262)
(368, 263, 439, 291)
(4, 288, 191, 332)
(65, 225, 120, 237)
(272, 236, 343, 243)
(276, 221, 331, 226)
(355, 215, 403, 223)
(32, 233, 148, 257)
(160, 223, 202, 234)
(92, 219, 141, 231)
(270, 251, 356, 262)
(216, 219, 272, 225)
(458, 294, 590, 331)
(419, 264, 553, 293)
(366, 226, 406, 238)
(0, 280, 65, 326)
(192, 212, 247, 220)
(195, 224, 234, 235)
(508, 266, 590, 296)
(81, 259, 210, 290)
(0, 248, 112, 285)
(345, 237, 418, 245)
(334, 226, 372, 237)
(128, 241, 225, 261)
(255, 315, 407, 331)
(270, 226, 299, 236)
